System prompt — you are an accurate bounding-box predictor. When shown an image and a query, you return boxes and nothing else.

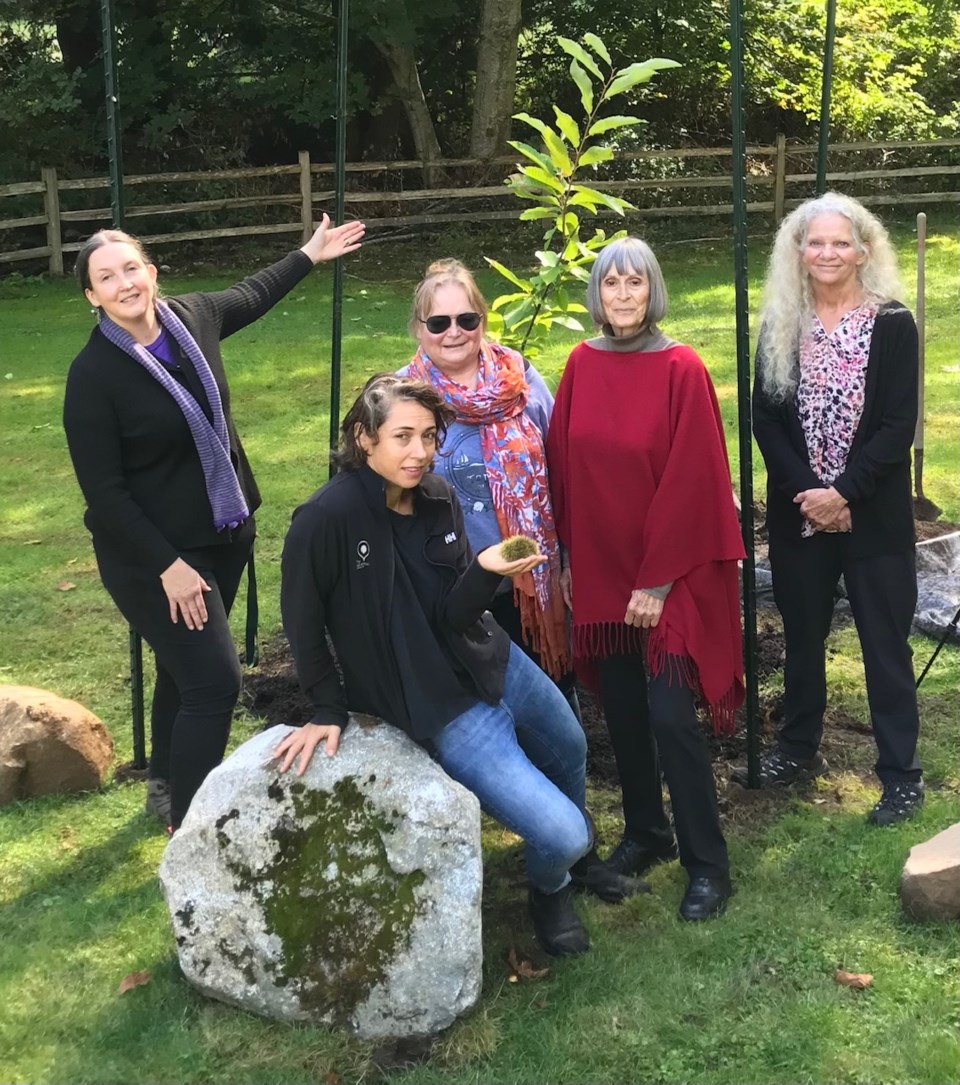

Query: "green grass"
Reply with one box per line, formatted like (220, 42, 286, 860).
(0, 217, 958, 1084)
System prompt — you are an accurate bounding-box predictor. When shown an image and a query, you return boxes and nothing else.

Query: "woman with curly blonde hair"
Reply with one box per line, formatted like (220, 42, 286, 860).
(740, 193, 924, 825)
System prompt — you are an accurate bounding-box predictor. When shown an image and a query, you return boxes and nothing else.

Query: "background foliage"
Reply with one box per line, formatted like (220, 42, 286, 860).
(0, 0, 957, 183)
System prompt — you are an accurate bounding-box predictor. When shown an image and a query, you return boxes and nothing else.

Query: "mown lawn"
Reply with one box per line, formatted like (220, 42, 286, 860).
(0, 216, 957, 1085)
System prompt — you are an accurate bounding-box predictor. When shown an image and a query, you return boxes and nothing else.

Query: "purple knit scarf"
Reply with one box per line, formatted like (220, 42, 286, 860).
(97, 300, 249, 530)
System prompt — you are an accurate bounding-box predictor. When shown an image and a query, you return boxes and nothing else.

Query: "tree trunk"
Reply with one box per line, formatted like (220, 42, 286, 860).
(469, 0, 522, 160)
(374, 40, 442, 185)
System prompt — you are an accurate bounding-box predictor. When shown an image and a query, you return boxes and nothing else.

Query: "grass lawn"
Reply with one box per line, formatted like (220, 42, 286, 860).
(0, 215, 957, 1085)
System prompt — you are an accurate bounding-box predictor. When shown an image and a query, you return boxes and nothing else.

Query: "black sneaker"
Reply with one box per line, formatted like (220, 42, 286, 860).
(528, 884, 590, 956)
(731, 748, 829, 788)
(569, 849, 651, 903)
(607, 835, 679, 878)
(867, 780, 925, 826)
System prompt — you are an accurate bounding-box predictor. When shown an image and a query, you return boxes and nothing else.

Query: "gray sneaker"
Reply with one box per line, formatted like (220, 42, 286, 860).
(145, 778, 172, 822)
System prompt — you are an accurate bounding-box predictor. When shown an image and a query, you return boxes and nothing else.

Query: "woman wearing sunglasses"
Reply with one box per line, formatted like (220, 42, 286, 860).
(398, 260, 578, 725)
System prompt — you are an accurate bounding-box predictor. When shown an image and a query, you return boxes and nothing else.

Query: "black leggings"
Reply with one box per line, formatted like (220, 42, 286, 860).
(95, 519, 254, 827)
(597, 653, 728, 879)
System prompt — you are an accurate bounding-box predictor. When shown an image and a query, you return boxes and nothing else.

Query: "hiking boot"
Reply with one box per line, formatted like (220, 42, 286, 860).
(145, 778, 172, 822)
(867, 780, 925, 826)
(570, 848, 651, 903)
(731, 747, 829, 788)
(528, 884, 590, 956)
(607, 835, 680, 878)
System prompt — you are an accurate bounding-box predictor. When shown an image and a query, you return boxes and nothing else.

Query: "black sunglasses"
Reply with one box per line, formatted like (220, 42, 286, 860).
(420, 311, 483, 334)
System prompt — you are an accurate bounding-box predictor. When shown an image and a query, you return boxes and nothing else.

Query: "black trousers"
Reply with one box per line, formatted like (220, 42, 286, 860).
(769, 533, 921, 784)
(596, 653, 729, 879)
(488, 591, 582, 722)
(95, 517, 255, 827)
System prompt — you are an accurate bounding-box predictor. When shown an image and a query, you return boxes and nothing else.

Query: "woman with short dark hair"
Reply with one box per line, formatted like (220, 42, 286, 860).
(547, 236, 746, 921)
(275, 374, 646, 957)
(63, 216, 364, 831)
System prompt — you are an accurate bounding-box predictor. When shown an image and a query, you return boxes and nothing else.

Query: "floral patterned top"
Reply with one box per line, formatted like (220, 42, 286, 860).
(796, 302, 878, 536)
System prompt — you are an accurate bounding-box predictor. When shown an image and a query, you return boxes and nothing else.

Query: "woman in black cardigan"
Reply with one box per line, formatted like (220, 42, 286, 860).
(742, 192, 923, 825)
(63, 217, 364, 830)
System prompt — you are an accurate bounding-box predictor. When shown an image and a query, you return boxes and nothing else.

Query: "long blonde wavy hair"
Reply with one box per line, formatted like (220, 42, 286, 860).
(758, 192, 902, 401)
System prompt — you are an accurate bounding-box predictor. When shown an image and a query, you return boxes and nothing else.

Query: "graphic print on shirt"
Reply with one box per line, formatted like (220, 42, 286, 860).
(442, 429, 493, 518)
(356, 539, 371, 570)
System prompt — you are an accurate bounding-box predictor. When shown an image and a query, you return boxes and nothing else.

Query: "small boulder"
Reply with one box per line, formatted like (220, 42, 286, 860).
(159, 719, 483, 1040)
(900, 823, 960, 922)
(0, 685, 113, 805)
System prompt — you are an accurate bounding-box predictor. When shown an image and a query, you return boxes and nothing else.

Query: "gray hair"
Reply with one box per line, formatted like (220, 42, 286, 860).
(586, 237, 668, 330)
(758, 192, 902, 401)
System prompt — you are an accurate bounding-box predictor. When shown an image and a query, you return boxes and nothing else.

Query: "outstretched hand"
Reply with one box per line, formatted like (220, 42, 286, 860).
(301, 213, 365, 264)
(477, 544, 546, 579)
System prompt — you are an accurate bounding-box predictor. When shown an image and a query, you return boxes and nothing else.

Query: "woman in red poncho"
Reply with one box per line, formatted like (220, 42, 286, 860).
(546, 237, 745, 921)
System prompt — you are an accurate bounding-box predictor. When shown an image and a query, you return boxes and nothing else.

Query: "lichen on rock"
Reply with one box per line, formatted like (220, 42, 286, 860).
(160, 722, 483, 1039)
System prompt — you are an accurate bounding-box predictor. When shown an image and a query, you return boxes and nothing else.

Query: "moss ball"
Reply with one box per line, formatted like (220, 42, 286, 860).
(499, 535, 539, 561)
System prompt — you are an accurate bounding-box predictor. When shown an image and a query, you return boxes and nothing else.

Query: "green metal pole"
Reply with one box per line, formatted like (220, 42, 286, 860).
(100, 0, 144, 769)
(816, 0, 838, 196)
(729, 0, 760, 786)
(328, 0, 349, 479)
(100, 0, 125, 227)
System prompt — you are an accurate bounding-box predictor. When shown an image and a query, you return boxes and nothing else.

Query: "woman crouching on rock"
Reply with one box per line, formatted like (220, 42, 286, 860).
(273, 374, 645, 956)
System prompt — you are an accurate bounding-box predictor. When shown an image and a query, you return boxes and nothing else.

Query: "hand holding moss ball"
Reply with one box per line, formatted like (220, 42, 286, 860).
(477, 536, 546, 578)
(499, 535, 539, 561)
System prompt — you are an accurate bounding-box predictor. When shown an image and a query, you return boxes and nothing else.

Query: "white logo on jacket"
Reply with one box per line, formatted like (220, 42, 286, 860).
(444, 531, 457, 544)
(356, 540, 371, 569)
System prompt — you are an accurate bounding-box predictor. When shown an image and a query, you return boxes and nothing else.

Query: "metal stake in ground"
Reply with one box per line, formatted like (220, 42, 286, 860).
(913, 211, 941, 521)
(915, 604, 960, 689)
(816, 0, 838, 196)
(728, 0, 760, 786)
(328, 0, 350, 480)
(100, 0, 146, 770)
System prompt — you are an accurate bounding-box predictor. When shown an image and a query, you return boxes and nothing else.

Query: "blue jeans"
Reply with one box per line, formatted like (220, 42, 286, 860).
(431, 643, 591, 893)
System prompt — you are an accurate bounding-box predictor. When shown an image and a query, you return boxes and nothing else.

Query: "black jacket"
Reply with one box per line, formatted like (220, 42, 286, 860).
(280, 466, 511, 733)
(63, 250, 314, 574)
(753, 303, 918, 558)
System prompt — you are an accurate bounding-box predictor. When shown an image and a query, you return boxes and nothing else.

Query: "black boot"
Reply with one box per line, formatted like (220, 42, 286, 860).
(607, 834, 679, 877)
(528, 884, 590, 956)
(570, 849, 650, 903)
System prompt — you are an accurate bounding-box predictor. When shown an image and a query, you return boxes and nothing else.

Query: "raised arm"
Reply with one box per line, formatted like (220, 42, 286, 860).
(180, 215, 365, 340)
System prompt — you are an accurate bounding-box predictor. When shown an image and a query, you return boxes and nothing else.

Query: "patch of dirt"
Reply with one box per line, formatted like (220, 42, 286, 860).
(915, 518, 960, 542)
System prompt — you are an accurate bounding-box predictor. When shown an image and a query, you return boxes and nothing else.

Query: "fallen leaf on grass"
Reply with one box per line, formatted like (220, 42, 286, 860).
(57, 581, 76, 591)
(505, 946, 550, 981)
(834, 969, 872, 989)
(118, 970, 152, 994)
(322, 1073, 342, 1085)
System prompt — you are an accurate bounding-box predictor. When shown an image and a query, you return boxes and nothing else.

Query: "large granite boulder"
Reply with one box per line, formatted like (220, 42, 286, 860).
(159, 719, 483, 1039)
(900, 823, 960, 922)
(0, 685, 113, 805)
(914, 531, 960, 641)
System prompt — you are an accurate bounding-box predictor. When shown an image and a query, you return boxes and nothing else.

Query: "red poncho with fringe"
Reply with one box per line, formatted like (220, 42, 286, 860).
(546, 341, 746, 733)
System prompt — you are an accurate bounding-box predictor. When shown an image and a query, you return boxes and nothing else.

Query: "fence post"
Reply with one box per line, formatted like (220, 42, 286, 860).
(299, 151, 313, 242)
(773, 132, 786, 223)
(42, 167, 63, 276)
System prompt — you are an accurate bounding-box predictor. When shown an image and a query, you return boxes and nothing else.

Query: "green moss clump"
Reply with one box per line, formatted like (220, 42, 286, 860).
(499, 534, 538, 561)
(222, 776, 425, 1024)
